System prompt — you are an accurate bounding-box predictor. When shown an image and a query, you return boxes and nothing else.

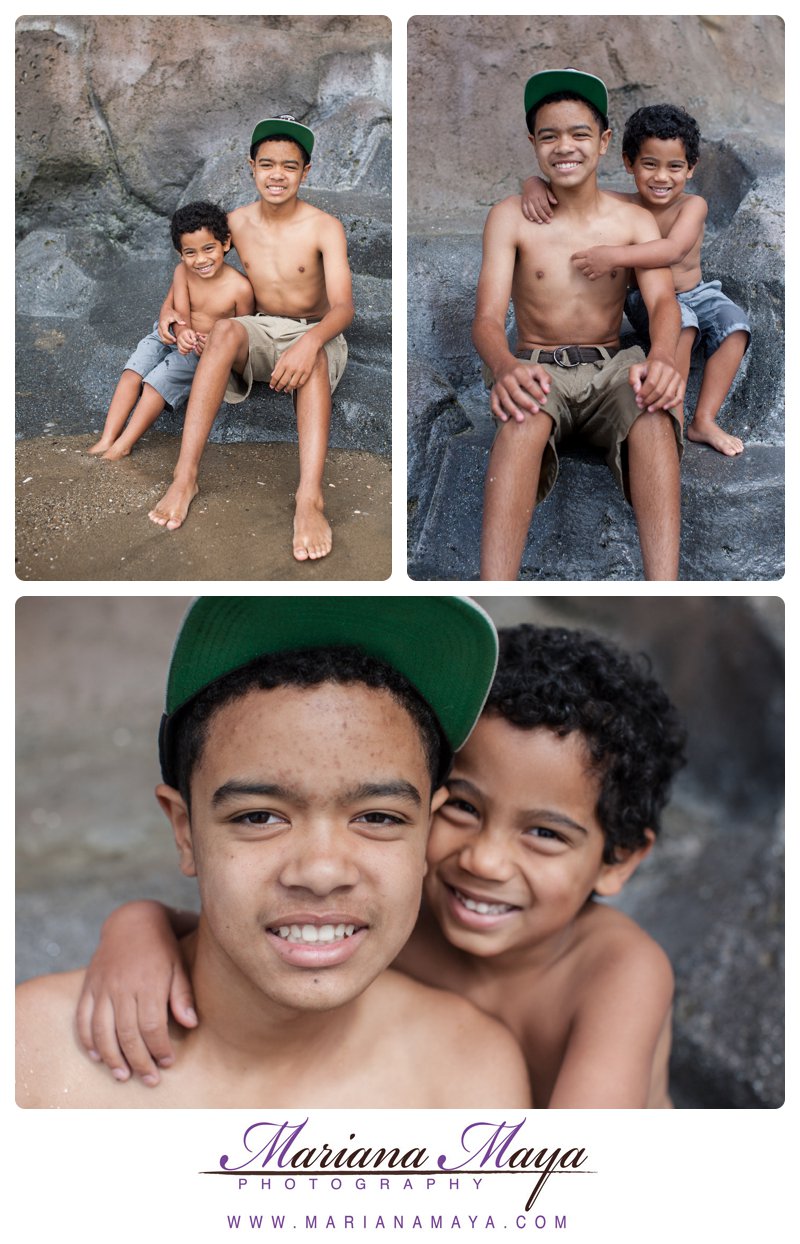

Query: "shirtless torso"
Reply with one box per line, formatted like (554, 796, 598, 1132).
(480, 189, 671, 354)
(398, 900, 673, 1109)
(228, 198, 342, 320)
(17, 959, 531, 1109)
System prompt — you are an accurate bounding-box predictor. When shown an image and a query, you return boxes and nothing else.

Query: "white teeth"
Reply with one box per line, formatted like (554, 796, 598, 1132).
(455, 889, 514, 915)
(272, 922, 357, 943)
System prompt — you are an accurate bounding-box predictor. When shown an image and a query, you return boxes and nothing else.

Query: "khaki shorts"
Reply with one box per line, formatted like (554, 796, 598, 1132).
(223, 313, 348, 404)
(484, 345, 683, 504)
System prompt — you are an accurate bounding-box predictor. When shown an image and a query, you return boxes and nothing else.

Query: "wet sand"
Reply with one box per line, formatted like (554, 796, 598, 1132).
(15, 434, 391, 581)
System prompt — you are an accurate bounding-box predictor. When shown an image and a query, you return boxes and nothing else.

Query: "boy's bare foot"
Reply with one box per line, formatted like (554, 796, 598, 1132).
(100, 442, 131, 462)
(148, 480, 199, 530)
(293, 496, 332, 561)
(687, 421, 744, 456)
(87, 438, 115, 456)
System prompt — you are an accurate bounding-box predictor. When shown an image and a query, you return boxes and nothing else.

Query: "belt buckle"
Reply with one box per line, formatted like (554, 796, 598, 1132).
(552, 345, 579, 369)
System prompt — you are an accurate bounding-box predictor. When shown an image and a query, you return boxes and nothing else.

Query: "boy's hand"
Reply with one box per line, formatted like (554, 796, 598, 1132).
(193, 332, 208, 357)
(521, 176, 558, 224)
(270, 335, 322, 393)
(75, 900, 197, 1086)
(629, 354, 685, 412)
(158, 310, 185, 345)
(571, 247, 616, 280)
(490, 360, 551, 423)
(175, 326, 198, 356)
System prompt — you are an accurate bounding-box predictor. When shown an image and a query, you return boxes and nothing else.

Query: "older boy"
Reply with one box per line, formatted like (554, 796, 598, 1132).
(16, 596, 530, 1109)
(524, 103, 750, 457)
(475, 69, 684, 581)
(70, 621, 686, 1108)
(149, 118, 354, 562)
(89, 201, 254, 461)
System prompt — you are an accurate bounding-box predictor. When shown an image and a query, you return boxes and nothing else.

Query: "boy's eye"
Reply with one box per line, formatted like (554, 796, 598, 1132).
(232, 810, 287, 827)
(355, 811, 404, 826)
(524, 826, 565, 846)
(443, 797, 479, 819)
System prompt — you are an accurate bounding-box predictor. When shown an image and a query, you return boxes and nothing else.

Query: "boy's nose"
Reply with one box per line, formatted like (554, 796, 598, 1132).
(278, 823, 361, 895)
(458, 829, 514, 883)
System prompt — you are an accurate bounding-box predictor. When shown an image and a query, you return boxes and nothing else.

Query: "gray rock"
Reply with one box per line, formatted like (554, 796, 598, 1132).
(407, 362, 471, 549)
(15, 15, 391, 452)
(409, 406, 784, 580)
(15, 230, 97, 317)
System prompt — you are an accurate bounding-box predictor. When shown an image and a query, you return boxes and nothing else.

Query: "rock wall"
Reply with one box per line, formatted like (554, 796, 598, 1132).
(16, 15, 391, 452)
(407, 15, 784, 579)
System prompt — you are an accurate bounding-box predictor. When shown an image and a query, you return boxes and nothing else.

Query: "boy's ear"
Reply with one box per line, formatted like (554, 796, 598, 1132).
(301, 161, 310, 182)
(622, 153, 635, 174)
(598, 127, 611, 156)
(223, 234, 231, 253)
(156, 784, 197, 878)
(593, 828, 655, 898)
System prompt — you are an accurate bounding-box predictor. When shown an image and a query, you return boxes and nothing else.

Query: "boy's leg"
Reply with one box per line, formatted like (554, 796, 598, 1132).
(149, 319, 250, 530)
(101, 384, 166, 460)
(292, 351, 332, 560)
(686, 330, 748, 456)
(674, 327, 697, 424)
(88, 370, 143, 455)
(627, 409, 681, 580)
(480, 412, 552, 581)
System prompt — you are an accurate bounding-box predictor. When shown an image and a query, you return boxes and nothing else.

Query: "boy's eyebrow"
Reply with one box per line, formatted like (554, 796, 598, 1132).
(211, 779, 422, 809)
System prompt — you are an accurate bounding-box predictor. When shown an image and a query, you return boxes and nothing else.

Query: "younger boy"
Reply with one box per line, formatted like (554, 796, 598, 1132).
(88, 202, 254, 460)
(75, 622, 686, 1108)
(523, 103, 750, 457)
(148, 117, 354, 562)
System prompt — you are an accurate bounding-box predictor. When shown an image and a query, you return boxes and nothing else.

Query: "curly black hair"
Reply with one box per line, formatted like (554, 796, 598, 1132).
(622, 104, 701, 168)
(527, 90, 609, 136)
(486, 625, 687, 861)
(168, 645, 449, 809)
(170, 201, 230, 252)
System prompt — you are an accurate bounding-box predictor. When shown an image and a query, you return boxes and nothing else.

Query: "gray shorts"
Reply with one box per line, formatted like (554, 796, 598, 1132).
(484, 344, 683, 504)
(223, 313, 348, 404)
(124, 323, 199, 412)
(626, 281, 751, 358)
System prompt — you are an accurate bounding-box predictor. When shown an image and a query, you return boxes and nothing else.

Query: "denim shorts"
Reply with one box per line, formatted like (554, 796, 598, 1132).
(626, 281, 750, 359)
(125, 323, 199, 411)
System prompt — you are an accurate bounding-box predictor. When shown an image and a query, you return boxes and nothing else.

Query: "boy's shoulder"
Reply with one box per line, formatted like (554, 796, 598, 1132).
(374, 969, 530, 1106)
(16, 969, 89, 1105)
(570, 902, 673, 1007)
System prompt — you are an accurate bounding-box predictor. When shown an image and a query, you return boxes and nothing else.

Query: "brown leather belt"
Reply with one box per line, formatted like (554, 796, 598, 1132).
(515, 345, 621, 368)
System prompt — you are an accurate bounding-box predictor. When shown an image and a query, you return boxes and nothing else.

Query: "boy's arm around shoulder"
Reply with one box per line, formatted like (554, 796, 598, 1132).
(572, 195, 707, 279)
(547, 926, 674, 1109)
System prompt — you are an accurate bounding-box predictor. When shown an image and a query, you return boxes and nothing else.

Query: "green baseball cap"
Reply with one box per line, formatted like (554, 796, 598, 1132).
(158, 596, 498, 785)
(524, 68, 609, 126)
(250, 115, 314, 158)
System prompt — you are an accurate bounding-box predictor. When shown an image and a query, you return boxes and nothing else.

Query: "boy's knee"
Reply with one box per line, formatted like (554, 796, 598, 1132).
(207, 318, 246, 353)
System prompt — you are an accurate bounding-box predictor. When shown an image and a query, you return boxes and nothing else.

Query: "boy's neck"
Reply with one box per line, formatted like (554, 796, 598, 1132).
(256, 194, 304, 222)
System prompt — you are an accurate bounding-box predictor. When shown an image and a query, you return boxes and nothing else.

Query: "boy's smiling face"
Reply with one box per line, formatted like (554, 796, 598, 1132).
(424, 714, 650, 962)
(179, 226, 230, 279)
(249, 139, 309, 206)
(158, 682, 446, 1015)
(624, 135, 694, 208)
(530, 98, 611, 189)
